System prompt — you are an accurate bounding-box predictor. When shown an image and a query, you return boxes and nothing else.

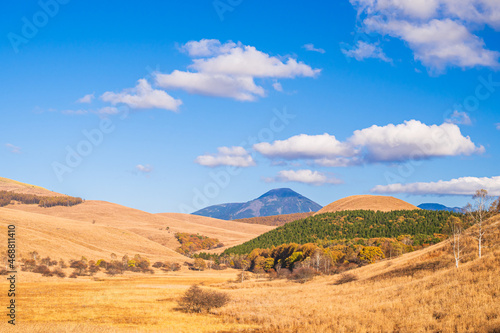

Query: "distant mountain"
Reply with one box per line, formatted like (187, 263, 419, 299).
(192, 188, 322, 220)
(418, 203, 463, 213)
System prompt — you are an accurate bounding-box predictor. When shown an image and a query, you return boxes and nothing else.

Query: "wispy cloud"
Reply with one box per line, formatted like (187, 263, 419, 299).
(5, 143, 21, 154)
(76, 93, 95, 104)
(446, 111, 472, 125)
(349, 0, 500, 72)
(195, 146, 256, 167)
(303, 43, 325, 54)
(341, 41, 392, 62)
(371, 176, 500, 196)
(61, 109, 88, 115)
(135, 164, 154, 174)
(265, 169, 342, 186)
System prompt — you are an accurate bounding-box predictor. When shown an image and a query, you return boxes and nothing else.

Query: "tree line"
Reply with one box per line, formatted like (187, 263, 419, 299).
(0, 190, 83, 208)
(224, 209, 465, 255)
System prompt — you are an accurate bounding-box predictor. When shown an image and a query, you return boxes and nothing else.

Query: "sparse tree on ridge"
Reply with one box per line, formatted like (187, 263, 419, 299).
(465, 189, 494, 259)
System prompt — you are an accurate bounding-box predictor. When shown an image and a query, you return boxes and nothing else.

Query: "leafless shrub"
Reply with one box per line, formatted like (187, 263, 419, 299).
(333, 272, 358, 285)
(178, 285, 230, 313)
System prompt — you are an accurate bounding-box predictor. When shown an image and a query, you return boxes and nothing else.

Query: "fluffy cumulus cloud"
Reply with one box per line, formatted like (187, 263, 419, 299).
(371, 176, 500, 196)
(349, 120, 483, 162)
(254, 133, 356, 160)
(254, 120, 484, 165)
(349, 0, 500, 71)
(266, 169, 342, 186)
(101, 79, 182, 111)
(76, 93, 94, 104)
(341, 41, 392, 62)
(195, 146, 256, 167)
(156, 39, 320, 101)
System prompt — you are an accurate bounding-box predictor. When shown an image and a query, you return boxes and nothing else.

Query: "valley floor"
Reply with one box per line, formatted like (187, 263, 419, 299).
(1, 243, 499, 333)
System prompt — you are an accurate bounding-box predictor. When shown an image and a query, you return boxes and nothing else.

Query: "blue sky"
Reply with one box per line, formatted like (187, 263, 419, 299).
(1, 0, 499, 213)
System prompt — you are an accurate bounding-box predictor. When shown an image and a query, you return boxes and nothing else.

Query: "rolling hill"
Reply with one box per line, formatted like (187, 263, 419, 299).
(0, 176, 274, 261)
(224, 209, 461, 254)
(0, 176, 64, 196)
(192, 188, 322, 220)
(315, 195, 419, 215)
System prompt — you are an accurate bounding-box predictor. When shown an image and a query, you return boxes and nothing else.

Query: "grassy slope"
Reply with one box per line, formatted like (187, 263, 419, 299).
(215, 215, 500, 332)
(3, 200, 274, 257)
(0, 177, 63, 197)
(315, 194, 419, 215)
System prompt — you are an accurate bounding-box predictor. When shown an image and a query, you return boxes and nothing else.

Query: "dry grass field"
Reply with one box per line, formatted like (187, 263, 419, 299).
(4, 201, 274, 254)
(0, 270, 258, 333)
(0, 177, 63, 197)
(315, 195, 420, 215)
(0, 216, 497, 332)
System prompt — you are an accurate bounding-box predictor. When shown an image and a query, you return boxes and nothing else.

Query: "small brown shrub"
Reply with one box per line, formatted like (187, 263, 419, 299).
(178, 285, 230, 313)
(288, 267, 318, 283)
(333, 272, 358, 285)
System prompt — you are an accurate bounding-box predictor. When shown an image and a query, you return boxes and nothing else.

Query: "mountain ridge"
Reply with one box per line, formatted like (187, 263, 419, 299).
(192, 188, 322, 220)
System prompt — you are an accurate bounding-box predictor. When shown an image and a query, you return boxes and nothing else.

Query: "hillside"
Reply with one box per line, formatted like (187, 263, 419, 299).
(418, 203, 463, 213)
(192, 188, 322, 220)
(225, 209, 462, 254)
(0, 207, 185, 262)
(235, 212, 315, 226)
(315, 195, 419, 215)
(5, 199, 274, 254)
(0, 176, 64, 197)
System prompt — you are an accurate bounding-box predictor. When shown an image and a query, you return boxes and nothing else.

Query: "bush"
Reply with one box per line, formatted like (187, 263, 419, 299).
(178, 285, 230, 313)
(334, 272, 358, 285)
(153, 261, 164, 268)
(288, 267, 318, 283)
(33, 265, 53, 276)
(52, 268, 66, 278)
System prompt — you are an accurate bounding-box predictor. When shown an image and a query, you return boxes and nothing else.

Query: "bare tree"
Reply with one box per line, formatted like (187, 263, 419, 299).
(312, 249, 322, 271)
(449, 216, 462, 268)
(465, 189, 493, 259)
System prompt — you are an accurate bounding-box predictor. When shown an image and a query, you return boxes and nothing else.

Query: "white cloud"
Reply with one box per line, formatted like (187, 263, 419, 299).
(101, 79, 182, 111)
(195, 146, 256, 167)
(96, 106, 120, 115)
(341, 41, 392, 62)
(496, 123, 500, 130)
(5, 143, 21, 154)
(303, 43, 326, 54)
(350, 120, 483, 162)
(371, 176, 500, 196)
(446, 110, 472, 125)
(254, 120, 484, 165)
(254, 133, 356, 160)
(180, 39, 237, 57)
(61, 109, 88, 115)
(155, 40, 320, 101)
(350, 0, 500, 71)
(135, 164, 153, 173)
(266, 169, 342, 186)
(76, 93, 94, 104)
(272, 82, 283, 92)
(156, 71, 265, 101)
